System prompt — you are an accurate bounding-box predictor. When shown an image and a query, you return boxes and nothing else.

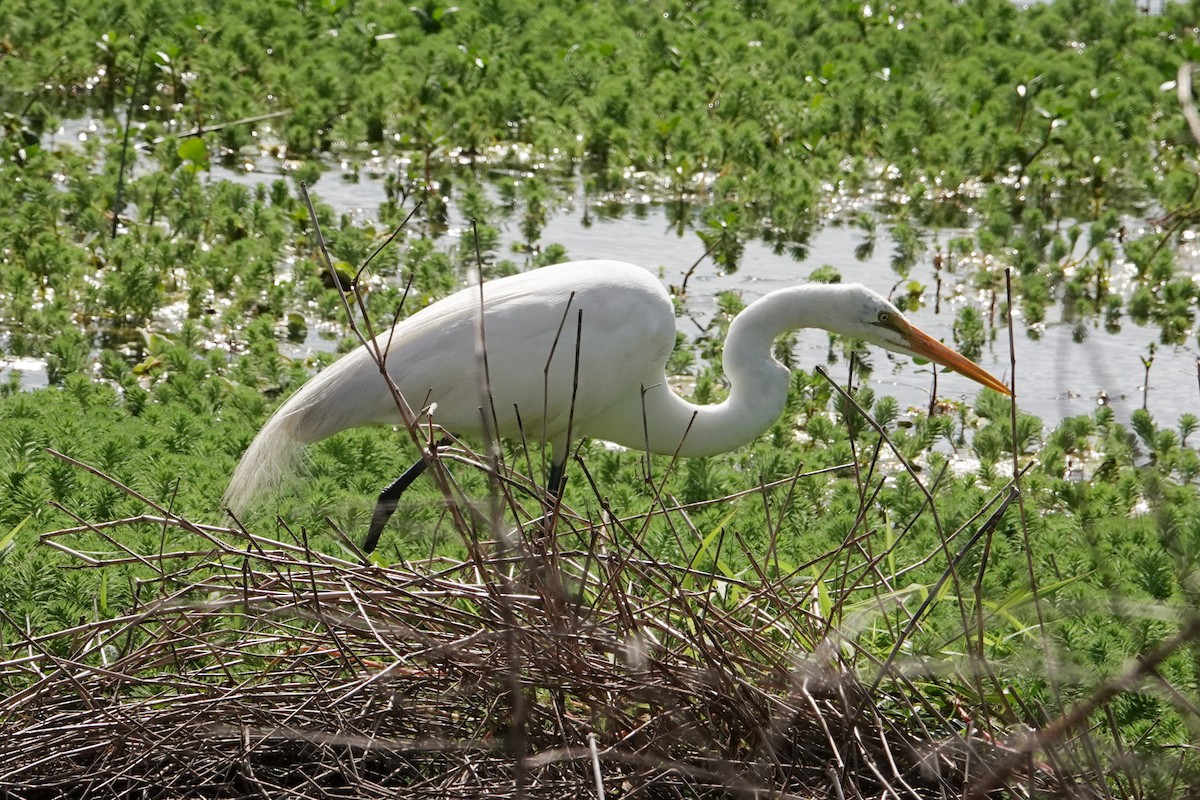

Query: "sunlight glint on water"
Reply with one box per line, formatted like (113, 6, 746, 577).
(210, 160, 1199, 428)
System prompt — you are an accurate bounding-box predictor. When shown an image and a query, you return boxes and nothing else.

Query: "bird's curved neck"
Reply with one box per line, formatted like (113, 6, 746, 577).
(722, 285, 843, 392)
(628, 286, 843, 458)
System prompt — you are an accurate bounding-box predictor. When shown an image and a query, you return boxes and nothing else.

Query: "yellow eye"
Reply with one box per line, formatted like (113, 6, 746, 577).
(877, 311, 891, 324)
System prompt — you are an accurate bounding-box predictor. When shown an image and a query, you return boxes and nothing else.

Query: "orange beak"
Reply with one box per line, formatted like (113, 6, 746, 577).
(902, 324, 1012, 396)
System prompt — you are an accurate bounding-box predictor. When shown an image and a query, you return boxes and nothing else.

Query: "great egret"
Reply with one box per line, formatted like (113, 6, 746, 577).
(223, 260, 1010, 550)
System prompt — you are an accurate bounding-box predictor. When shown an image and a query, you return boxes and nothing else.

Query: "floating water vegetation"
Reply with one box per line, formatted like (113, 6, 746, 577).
(3, 0, 1200, 796)
(2, 0, 1200, 374)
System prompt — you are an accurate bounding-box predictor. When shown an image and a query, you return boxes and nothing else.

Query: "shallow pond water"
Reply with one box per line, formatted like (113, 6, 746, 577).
(9, 119, 1198, 430)
(213, 159, 1200, 428)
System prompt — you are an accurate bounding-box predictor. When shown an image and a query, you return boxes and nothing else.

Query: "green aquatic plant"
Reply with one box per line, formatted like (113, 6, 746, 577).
(1, 0, 1200, 792)
(953, 306, 987, 363)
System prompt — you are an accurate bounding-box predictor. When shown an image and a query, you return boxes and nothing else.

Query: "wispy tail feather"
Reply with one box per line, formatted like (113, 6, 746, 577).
(222, 346, 388, 518)
(222, 408, 306, 518)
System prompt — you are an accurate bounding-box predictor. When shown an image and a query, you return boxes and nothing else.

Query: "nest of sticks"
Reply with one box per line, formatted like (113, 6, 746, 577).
(0, 467, 1061, 800)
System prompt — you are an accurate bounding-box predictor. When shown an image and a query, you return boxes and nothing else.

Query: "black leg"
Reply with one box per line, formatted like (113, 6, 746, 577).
(546, 454, 567, 499)
(363, 439, 450, 554)
(362, 459, 428, 554)
(364, 465, 432, 561)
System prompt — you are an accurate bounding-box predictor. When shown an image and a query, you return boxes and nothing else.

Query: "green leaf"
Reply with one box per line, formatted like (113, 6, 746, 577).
(0, 515, 29, 561)
(814, 572, 832, 621)
(177, 138, 210, 171)
(685, 507, 739, 590)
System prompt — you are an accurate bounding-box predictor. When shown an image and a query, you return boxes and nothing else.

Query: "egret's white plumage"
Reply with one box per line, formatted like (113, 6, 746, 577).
(223, 260, 1009, 516)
